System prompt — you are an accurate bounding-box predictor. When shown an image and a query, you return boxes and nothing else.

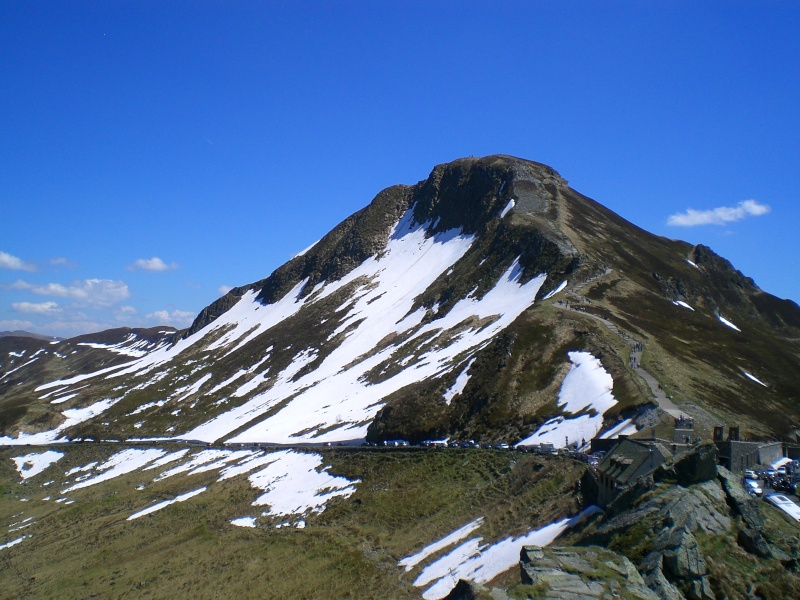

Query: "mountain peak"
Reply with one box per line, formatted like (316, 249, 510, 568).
(2, 156, 799, 449)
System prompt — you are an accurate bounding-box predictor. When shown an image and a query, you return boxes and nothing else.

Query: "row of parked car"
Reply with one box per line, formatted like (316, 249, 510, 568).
(742, 465, 800, 498)
(362, 439, 563, 453)
(362, 439, 514, 449)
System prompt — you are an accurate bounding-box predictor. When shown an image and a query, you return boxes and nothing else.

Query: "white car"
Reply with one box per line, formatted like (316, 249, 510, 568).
(743, 469, 758, 480)
(743, 479, 763, 496)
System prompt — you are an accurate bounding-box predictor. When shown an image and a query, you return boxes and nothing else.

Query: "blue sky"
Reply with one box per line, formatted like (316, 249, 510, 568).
(1, 2, 798, 337)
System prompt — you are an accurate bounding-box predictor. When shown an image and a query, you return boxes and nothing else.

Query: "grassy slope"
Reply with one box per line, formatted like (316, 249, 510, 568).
(0, 445, 585, 599)
(558, 184, 800, 439)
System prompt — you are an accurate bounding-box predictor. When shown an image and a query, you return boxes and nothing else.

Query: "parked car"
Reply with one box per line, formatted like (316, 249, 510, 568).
(743, 479, 763, 497)
(743, 469, 758, 480)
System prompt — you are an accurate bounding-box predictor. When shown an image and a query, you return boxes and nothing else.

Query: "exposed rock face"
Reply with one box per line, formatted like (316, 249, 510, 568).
(519, 545, 659, 599)
(582, 482, 732, 598)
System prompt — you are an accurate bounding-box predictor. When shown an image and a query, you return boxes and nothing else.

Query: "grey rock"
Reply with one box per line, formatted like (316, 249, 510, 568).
(717, 467, 764, 531)
(737, 526, 772, 558)
(519, 545, 659, 600)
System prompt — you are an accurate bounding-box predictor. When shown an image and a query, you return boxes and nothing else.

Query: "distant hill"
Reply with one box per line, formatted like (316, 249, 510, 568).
(0, 330, 61, 342)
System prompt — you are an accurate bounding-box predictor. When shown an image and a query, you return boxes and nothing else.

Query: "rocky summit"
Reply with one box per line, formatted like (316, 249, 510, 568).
(2, 156, 800, 599)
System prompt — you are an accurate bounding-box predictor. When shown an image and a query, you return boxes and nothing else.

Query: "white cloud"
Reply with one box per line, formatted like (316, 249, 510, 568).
(145, 309, 196, 328)
(0, 319, 34, 330)
(117, 305, 138, 315)
(0, 251, 36, 272)
(128, 257, 178, 271)
(12, 301, 61, 315)
(49, 257, 77, 268)
(667, 199, 771, 227)
(218, 284, 233, 296)
(8, 279, 130, 307)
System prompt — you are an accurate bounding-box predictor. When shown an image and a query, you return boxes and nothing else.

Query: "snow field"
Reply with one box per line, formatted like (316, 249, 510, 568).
(12, 446, 359, 528)
(221, 255, 546, 444)
(17, 204, 551, 448)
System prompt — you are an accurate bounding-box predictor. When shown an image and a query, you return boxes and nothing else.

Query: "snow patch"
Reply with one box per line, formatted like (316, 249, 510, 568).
(543, 280, 568, 300)
(600, 418, 637, 439)
(11, 450, 64, 479)
(63, 449, 166, 492)
(499, 198, 515, 218)
(399, 517, 484, 571)
(516, 352, 617, 448)
(0, 536, 27, 550)
(0, 398, 121, 446)
(246, 450, 359, 521)
(718, 315, 741, 332)
(443, 358, 476, 404)
(743, 371, 768, 387)
(230, 516, 257, 528)
(127, 487, 207, 520)
(411, 506, 602, 599)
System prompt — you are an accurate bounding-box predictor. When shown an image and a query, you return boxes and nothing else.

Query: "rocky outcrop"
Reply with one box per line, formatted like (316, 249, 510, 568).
(716, 466, 764, 530)
(581, 481, 734, 599)
(641, 526, 714, 600)
(518, 545, 659, 599)
(716, 466, 790, 562)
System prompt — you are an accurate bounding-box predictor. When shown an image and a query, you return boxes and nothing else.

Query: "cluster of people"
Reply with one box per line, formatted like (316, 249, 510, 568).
(762, 471, 798, 495)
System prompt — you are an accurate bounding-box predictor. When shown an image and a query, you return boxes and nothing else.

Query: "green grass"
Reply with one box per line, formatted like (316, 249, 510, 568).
(0, 445, 586, 599)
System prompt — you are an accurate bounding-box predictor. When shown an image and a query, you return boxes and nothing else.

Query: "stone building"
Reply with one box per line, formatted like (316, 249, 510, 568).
(713, 425, 783, 472)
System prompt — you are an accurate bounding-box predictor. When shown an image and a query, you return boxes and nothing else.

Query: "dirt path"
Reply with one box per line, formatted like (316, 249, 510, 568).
(556, 298, 686, 419)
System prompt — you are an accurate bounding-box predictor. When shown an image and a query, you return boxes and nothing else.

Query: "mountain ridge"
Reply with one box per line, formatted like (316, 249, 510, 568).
(1, 155, 799, 447)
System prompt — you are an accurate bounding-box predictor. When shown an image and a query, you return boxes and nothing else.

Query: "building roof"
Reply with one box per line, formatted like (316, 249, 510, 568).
(597, 438, 672, 485)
